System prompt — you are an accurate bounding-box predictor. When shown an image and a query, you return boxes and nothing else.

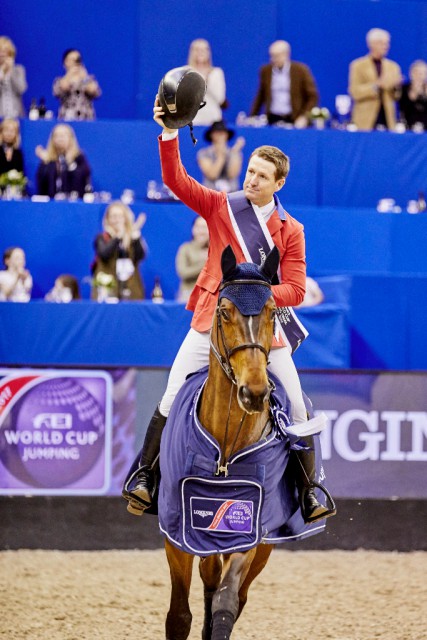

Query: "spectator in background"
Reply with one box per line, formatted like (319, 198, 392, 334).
(297, 276, 324, 308)
(0, 36, 27, 118)
(53, 48, 101, 121)
(187, 39, 226, 126)
(399, 60, 427, 131)
(349, 28, 402, 131)
(175, 217, 209, 303)
(0, 118, 25, 176)
(0, 246, 32, 302)
(45, 274, 81, 302)
(35, 124, 91, 199)
(91, 201, 147, 301)
(250, 40, 318, 128)
(197, 121, 245, 193)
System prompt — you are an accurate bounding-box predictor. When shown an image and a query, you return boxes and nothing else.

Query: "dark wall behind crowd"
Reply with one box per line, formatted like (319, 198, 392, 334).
(1, 0, 427, 121)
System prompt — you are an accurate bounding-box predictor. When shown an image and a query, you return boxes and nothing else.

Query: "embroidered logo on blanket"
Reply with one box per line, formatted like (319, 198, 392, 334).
(179, 476, 264, 555)
(191, 497, 254, 533)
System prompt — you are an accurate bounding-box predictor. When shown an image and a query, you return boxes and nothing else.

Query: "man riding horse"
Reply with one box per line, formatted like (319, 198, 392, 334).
(123, 67, 335, 526)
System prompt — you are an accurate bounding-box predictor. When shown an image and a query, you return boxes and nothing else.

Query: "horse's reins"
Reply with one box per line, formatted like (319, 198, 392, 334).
(209, 278, 274, 475)
(215, 386, 247, 475)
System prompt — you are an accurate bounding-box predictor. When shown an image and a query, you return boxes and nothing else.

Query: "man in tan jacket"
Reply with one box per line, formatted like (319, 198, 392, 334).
(349, 28, 402, 131)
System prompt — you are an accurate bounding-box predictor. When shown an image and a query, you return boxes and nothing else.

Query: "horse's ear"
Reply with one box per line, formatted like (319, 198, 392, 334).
(221, 245, 237, 280)
(260, 246, 280, 282)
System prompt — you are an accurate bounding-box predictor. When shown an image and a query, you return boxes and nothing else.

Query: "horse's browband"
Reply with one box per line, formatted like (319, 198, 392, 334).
(219, 279, 272, 291)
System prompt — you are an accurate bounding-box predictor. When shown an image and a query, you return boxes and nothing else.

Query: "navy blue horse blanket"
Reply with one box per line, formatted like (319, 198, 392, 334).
(158, 367, 328, 556)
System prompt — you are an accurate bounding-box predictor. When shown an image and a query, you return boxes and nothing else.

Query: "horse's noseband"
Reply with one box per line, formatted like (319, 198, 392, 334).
(210, 278, 274, 385)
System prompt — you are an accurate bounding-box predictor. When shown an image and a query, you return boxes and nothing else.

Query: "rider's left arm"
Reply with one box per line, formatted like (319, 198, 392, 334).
(272, 223, 306, 307)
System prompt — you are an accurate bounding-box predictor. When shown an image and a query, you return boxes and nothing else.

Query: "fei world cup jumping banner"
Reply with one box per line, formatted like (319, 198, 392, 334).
(0, 368, 426, 499)
(0, 369, 113, 495)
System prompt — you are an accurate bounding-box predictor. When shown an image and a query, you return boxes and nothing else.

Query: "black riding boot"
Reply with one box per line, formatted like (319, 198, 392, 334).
(122, 405, 167, 516)
(291, 435, 333, 524)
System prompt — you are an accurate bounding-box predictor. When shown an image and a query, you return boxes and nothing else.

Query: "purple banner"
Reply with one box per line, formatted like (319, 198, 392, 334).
(0, 369, 112, 495)
(301, 371, 427, 499)
(2, 368, 426, 499)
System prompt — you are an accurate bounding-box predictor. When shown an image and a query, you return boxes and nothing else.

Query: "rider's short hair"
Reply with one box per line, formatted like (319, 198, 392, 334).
(250, 145, 290, 181)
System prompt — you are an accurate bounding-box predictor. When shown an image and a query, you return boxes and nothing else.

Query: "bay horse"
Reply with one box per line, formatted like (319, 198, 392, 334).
(157, 245, 326, 640)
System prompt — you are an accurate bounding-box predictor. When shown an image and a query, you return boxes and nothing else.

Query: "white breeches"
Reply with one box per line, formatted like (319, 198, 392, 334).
(159, 328, 307, 424)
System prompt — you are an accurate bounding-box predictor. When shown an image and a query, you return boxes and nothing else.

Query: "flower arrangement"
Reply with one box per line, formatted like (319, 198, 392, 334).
(0, 169, 28, 189)
(309, 107, 331, 129)
(94, 271, 115, 289)
(310, 107, 331, 120)
(93, 271, 117, 302)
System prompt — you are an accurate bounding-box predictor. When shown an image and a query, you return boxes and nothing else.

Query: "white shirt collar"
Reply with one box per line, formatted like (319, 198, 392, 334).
(253, 199, 275, 221)
(273, 61, 291, 73)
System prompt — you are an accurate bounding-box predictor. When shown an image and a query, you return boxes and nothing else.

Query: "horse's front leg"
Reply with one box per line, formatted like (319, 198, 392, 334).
(199, 554, 222, 640)
(210, 549, 257, 640)
(237, 543, 274, 619)
(165, 540, 194, 640)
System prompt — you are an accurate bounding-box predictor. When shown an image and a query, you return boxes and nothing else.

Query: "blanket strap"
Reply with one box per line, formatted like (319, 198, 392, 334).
(187, 452, 265, 484)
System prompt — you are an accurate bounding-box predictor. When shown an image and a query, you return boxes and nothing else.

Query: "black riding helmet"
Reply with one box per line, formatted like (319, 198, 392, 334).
(158, 66, 206, 144)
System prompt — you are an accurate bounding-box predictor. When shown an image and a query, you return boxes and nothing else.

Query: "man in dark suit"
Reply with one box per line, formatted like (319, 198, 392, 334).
(250, 40, 319, 128)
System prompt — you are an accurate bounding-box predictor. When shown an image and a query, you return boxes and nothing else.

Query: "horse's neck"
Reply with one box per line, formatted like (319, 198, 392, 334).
(198, 356, 270, 458)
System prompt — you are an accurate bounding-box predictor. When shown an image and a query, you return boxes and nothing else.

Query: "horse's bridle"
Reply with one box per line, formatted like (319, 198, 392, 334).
(209, 278, 276, 474)
(209, 279, 274, 385)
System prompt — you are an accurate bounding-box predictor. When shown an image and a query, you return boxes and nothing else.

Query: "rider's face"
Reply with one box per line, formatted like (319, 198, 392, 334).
(243, 155, 285, 207)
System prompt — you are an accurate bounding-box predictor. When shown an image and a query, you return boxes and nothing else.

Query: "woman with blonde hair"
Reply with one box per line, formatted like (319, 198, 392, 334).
(0, 118, 25, 177)
(91, 201, 148, 300)
(187, 38, 226, 126)
(35, 124, 91, 198)
(0, 36, 27, 118)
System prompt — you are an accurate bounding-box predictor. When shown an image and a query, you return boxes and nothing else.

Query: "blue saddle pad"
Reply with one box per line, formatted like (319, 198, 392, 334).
(158, 366, 329, 555)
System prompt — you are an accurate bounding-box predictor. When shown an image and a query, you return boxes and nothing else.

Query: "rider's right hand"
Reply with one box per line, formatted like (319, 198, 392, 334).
(153, 95, 177, 135)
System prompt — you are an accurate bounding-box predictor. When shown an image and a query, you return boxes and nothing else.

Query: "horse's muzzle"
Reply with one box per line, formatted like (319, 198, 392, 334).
(238, 384, 270, 413)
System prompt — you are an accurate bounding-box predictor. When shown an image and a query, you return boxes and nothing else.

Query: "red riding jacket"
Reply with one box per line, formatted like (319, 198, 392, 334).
(159, 135, 306, 342)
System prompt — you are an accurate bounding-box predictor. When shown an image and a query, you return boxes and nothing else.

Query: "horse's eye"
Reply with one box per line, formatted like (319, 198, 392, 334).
(220, 308, 230, 321)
